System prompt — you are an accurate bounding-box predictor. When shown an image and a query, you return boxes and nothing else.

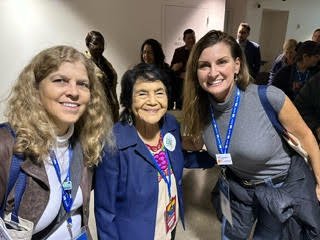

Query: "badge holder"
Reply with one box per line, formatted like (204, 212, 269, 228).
(165, 196, 177, 233)
(219, 174, 233, 226)
(216, 153, 233, 165)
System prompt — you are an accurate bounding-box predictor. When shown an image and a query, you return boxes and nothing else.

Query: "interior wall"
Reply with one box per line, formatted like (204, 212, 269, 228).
(245, 0, 320, 42)
(259, 9, 289, 72)
(225, 0, 247, 37)
(0, 0, 225, 122)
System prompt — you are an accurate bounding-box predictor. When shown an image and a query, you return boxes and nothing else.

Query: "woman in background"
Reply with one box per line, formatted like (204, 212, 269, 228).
(271, 40, 320, 99)
(140, 38, 176, 109)
(268, 38, 297, 84)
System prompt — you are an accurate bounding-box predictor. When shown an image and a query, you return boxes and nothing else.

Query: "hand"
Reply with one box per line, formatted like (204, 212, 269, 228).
(316, 183, 320, 201)
(171, 62, 183, 72)
(182, 135, 204, 151)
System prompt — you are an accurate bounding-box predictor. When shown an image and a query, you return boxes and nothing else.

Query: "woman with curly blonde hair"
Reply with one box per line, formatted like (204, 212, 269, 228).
(0, 45, 113, 239)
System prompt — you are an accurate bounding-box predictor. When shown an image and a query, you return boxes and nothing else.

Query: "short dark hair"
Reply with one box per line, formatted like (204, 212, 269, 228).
(85, 31, 104, 48)
(140, 38, 166, 67)
(313, 28, 320, 34)
(119, 63, 169, 124)
(239, 23, 251, 33)
(183, 29, 195, 39)
(295, 40, 320, 62)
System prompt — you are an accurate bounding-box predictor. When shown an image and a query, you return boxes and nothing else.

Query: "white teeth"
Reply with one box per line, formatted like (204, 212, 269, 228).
(63, 103, 78, 107)
(208, 79, 222, 85)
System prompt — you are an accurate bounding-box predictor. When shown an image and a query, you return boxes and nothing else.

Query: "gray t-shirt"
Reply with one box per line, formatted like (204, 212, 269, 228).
(203, 83, 291, 180)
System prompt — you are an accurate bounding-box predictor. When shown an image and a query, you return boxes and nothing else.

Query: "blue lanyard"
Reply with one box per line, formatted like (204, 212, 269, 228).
(296, 66, 309, 83)
(50, 146, 73, 225)
(210, 88, 240, 154)
(147, 132, 172, 199)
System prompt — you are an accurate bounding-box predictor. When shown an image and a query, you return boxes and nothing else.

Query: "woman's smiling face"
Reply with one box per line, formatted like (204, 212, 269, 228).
(38, 61, 90, 135)
(197, 42, 240, 102)
(131, 79, 168, 127)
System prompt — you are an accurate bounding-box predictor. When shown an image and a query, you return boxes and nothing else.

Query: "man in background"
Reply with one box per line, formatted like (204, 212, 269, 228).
(85, 30, 119, 122)
(312, 28, 320, 43)
(237, 22, 261, 79)
(170, 28, 196, 109)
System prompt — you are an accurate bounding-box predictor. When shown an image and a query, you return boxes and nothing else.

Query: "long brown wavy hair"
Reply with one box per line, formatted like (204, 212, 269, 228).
(182, 30, 251, 137)
(6, 45, 113, 166)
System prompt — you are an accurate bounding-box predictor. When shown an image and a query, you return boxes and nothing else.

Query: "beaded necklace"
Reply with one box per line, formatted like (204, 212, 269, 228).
(145, 136, 163, 152)
(146, 136, 168, 171)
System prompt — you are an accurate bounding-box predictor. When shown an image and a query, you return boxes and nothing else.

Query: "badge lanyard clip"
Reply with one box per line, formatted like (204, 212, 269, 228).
(50, 145, 74, 238)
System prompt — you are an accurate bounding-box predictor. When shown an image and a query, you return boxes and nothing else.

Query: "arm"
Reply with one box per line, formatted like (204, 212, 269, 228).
(94, 147, 120, 240)
(272, 67, 293, 98)
(268, 59, 283, 85)
(105, 59, 118, 88)
(0, 128, 14, 207)
(253, 46, 261, 76)
(183, 150, 215, 169)
(182, 135, 215, 168)
(170, 49, 183, 73)
(278, 96, 320, 200)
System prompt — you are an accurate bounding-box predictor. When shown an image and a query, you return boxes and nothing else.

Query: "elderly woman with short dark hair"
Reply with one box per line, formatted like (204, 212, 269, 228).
(94, 63, 214, 240)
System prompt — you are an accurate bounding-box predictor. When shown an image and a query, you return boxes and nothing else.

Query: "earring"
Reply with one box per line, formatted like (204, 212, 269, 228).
(234, 74, 239, 82)
(127, 114, 133, 126)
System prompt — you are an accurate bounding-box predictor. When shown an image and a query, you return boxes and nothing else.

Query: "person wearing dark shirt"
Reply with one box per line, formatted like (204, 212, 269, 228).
(85, 30, 119, 122)
(140, 38, 175, 109)
(170, 29, 196, 109)
(295, 71, 320, 143)
(236, 22, 261, 79)
(268, 39, 297, 85)
(272, 41, 320, 100)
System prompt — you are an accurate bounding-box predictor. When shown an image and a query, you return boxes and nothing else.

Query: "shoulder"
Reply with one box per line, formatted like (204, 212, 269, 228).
(274, 65, 293, 78)
(308, 71, 320, 87)
(174, 46, 185, 53)
(163, 113, 180, 130)
(111, 122, 138, 150)
(0, 123, 15, 205)
(0, 123, 15, 156)
(248, 40, 260, 49)
(164, 113, 178, 124)
(265, 85, 286, 113)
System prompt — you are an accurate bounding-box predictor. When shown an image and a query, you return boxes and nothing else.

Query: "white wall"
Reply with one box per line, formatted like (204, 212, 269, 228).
(225, 0, 247, 37)
(245, 0, 320, 42)
(0, 0, 225, 122)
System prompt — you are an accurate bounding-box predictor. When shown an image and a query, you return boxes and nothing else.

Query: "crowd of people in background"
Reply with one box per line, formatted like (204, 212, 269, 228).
(1, 23, 320, 240)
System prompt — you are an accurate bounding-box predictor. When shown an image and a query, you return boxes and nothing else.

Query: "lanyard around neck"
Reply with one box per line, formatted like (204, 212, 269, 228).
(296, 66, 309, 83)
(210, 87, 241, 154)
(50, 145, 74, 231)
(147, 131, 172, 199)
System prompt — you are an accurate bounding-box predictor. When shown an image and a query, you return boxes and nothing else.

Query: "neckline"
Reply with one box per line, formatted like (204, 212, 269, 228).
(56, 124, 74, 147)
(209, 84, 238, 112)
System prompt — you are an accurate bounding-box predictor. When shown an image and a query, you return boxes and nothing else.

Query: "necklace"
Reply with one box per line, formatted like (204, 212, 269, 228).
(145, 136, 163, 152)
(146, 136, 168, 171)
(153, 150, 168, 171)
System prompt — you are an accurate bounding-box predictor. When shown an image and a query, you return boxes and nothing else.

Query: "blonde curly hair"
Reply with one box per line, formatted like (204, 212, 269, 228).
(6, 45, 113, 166)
